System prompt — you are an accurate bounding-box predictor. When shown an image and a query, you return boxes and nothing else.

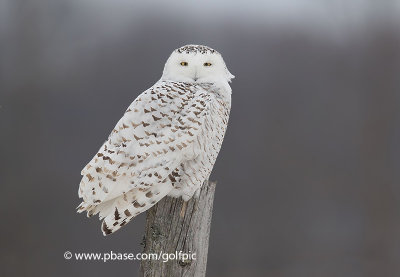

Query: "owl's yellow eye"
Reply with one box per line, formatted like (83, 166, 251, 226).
(203, 62, 212, 67)
(180, 61, 188, 66)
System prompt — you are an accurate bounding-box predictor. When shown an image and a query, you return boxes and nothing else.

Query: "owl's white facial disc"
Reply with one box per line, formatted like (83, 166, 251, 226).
(161, 45, 234, 84)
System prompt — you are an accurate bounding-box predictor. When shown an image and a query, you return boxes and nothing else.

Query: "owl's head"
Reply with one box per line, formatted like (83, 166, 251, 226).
(161, 45, 234, 85)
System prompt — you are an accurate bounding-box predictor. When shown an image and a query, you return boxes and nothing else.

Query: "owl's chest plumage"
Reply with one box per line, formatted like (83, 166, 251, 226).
(167, 83, 231, 200)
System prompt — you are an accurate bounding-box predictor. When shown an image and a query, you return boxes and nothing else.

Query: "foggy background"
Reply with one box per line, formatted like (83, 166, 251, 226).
(1, 0, 400, 276)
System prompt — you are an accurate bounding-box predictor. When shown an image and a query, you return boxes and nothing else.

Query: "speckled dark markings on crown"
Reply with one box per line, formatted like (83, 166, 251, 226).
(176, 45, 219, 55)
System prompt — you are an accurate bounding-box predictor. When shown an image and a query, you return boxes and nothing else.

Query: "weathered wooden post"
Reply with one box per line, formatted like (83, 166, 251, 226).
(139, 181, 216, 277)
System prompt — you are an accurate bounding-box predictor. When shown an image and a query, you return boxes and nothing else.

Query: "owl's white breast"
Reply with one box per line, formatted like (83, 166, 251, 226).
(167, 83, 231, 200)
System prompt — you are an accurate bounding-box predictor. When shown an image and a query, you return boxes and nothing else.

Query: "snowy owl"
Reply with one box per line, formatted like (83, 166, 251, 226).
(77, 45, 234, 235)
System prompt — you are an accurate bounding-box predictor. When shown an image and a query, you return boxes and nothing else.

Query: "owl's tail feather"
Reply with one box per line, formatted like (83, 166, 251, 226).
(77, 199, 116, 219)
(76, 202, 95, 216)
(101, 185, 171, 235)
(77, 185, 172, 235)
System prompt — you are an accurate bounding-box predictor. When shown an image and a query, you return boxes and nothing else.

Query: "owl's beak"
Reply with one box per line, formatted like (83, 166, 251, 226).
(193, 69, 198, 82)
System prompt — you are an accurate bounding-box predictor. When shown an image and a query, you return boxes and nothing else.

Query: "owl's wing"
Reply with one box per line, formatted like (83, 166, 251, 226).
(77, 81, 213, 232)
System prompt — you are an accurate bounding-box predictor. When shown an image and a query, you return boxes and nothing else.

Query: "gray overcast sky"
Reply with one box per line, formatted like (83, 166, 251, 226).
(2, 0, 399, 43)
(76, 0, 400, 21)
(3, 0, 399, 28)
